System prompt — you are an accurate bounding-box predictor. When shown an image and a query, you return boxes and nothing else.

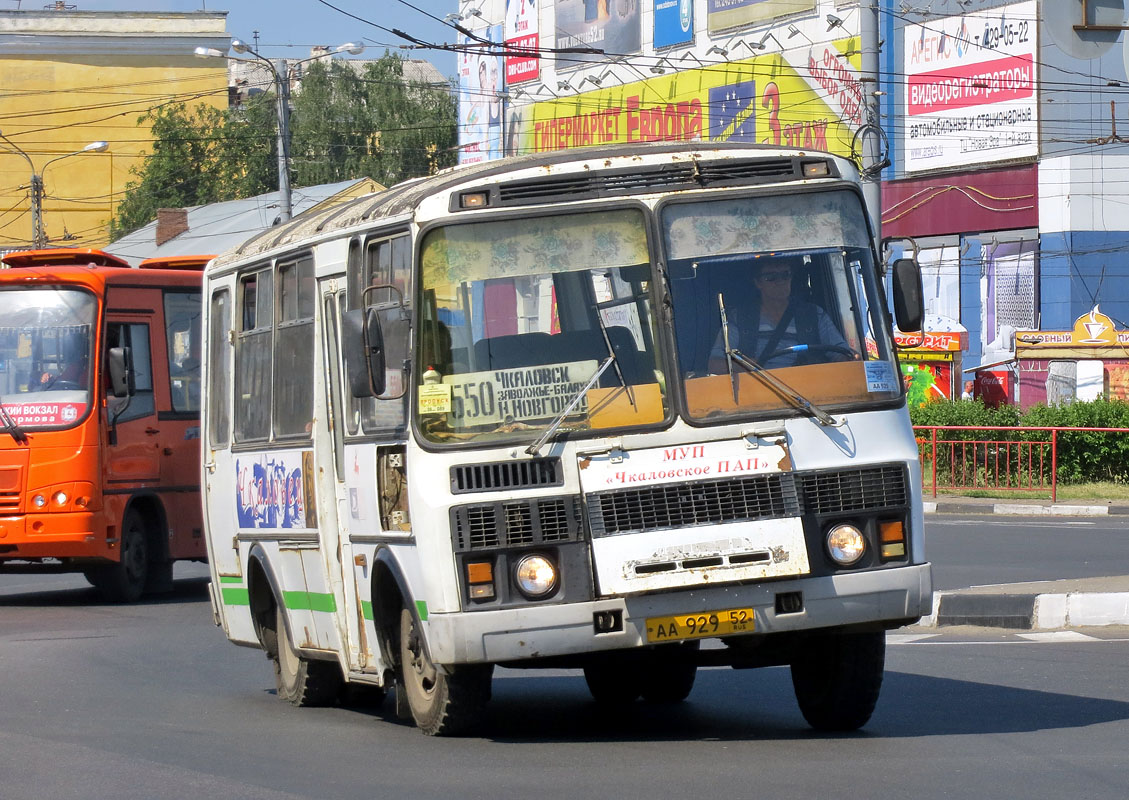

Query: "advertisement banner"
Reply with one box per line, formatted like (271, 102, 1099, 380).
(505, 0, 539, 84)
(707, 0, 816, 35)
(458, 25, 505, 164)
(554, 0, 641, 69)
(519, 42, 861, 158)
(655, 0, 694, 50)
(903, 0, 1038, 172)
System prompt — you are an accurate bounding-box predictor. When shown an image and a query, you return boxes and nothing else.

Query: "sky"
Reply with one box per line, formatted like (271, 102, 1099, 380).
(76, 0, 460, 78)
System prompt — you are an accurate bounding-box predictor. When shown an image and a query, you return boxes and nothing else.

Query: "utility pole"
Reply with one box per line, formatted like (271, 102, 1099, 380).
(273, 58, 293, 223)
(29, 173, 45, 248)
(860, 0, 883, 244)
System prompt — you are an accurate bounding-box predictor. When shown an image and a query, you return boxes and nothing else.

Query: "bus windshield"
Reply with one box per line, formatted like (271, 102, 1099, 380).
(661, 189, 902, 421)
(0, 288, 96, 429)
(416, 208, 667, 446)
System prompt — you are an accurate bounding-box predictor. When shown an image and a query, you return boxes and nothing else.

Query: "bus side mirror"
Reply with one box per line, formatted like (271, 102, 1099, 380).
(891, 258, 925, 333)
(107, 346, 134, 398)
(342, 308, 386, 397)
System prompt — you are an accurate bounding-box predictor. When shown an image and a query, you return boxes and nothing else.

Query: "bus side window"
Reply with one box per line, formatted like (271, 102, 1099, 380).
(164, 291, 202, 413)
(105, 322, 154, 422)
(235, 268, 273, 442)
(352, 233, 410, 436)
(208, 289, 232, 448)
(274, 256, 315, 438)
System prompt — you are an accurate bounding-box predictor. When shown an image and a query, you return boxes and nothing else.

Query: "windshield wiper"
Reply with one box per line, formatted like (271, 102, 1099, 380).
(593, 306, 637, 410)
(0, 401, 29, 445)
(717, 293, 842, 428)
(526, 355, 615, 456)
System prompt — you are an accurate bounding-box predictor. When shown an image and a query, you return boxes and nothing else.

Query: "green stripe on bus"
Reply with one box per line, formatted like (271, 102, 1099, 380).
(361, 600, 374, 621)
(218, 575, 243, 584)
(221, 587, 250, 606)
(282, 590, 337, 613)
(415, 600, 428, 621)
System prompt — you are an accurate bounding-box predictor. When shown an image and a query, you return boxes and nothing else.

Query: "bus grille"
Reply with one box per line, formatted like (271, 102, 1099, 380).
(450, 458, 562, 494)
(586, 474, 800, 536)
(798, 465, 908, 514)
(0, 491, 19, 512)
(451, 495, 583, 552)
(586, 464, 908, 536)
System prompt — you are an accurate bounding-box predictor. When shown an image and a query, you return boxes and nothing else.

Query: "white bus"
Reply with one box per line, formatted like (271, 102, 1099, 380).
(201, 143, 929, 736)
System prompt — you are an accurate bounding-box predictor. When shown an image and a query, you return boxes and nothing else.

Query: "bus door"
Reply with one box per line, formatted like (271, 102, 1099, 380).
(103, 289, 162, 487)
(321, 278, 382, 674)
(156, 289, 205, 559)
(201, 282, 244, 583)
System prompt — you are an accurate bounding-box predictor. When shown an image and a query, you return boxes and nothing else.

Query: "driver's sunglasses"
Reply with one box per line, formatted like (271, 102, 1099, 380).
(757, 270, 792, 283)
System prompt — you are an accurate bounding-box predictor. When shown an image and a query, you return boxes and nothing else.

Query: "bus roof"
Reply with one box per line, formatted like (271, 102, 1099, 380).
(1, 248, 132, 269)
(210, 142, 854, 270)
(138, 255, 214, 271)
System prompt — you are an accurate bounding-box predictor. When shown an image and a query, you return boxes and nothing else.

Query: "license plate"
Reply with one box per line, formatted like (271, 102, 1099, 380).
(645, 607, 755, 643)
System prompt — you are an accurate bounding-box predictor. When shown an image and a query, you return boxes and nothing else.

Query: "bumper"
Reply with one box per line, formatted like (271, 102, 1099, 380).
(426, 562, 933, 665)
(0, 512, 110, 561)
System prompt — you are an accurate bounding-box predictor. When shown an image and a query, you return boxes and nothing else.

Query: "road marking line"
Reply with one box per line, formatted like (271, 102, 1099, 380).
(887, 633, 940, 644)
(1016, 631, 1101, 642)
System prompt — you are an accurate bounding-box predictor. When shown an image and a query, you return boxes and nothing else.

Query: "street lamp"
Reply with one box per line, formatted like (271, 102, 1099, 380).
(0, 131, 109, 248)
(195, 39, 365, 223)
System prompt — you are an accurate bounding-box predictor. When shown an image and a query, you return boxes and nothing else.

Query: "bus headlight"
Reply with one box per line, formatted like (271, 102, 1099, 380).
(32, 494, 47, 508)
(826, 524, 866, 566)
(513, 554, 558, 598)
(53, 491, 69, 506)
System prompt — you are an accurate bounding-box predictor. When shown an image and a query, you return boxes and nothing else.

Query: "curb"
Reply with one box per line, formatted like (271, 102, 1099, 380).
(918, 590, 1129, 629)
(924, 501, 1129, 516)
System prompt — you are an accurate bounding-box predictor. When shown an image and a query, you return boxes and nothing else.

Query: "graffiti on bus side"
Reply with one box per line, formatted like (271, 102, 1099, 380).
(236, 451, 317, 529)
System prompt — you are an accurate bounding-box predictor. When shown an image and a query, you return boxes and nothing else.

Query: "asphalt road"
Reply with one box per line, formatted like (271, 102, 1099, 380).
(3, 517, 1129, 799)
(925, 515, 1129, 590)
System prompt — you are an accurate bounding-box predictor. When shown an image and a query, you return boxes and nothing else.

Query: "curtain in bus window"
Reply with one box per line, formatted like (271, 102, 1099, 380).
(235, 270, 272, 441)
(164, 291, 202, 414)
(274, 257, 315, 437)
(663, 191, 871, 261)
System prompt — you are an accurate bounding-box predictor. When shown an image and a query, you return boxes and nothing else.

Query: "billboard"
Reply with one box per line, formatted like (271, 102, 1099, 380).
(903, 0, 1038, 173)
(458, 24, 504, 165)
(655, 0, 694, 50)
(518, 40, 862, 159)
(505, 0, 539, 84)
(706, 0, 816, 36)
(554, 0, 641, 69)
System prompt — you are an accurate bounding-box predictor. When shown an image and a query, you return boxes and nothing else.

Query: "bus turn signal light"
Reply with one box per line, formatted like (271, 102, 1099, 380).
(879, 520, 906, 559)
(467, 561, 495, 600)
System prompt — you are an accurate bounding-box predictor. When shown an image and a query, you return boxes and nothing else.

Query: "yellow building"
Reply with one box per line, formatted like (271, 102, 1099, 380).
(0, 8, 230, 250)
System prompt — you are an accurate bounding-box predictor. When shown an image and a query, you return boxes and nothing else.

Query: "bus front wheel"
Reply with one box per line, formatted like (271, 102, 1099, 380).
(273, 604, 342, 707)
(790, 630, 885, 731)
(398, 606, 492, 736)
(84, 510, 148, 603)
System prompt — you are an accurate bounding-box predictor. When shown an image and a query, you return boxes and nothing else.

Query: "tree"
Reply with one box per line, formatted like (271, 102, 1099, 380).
(111, 52, 456, 241)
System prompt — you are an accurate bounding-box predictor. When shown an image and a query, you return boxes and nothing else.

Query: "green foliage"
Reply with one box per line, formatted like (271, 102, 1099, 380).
(1018, 399, 1129, 484)
(911, 397, 1129, 485)
(111, 52, 456, 240)
(909, 397, 1021, 432)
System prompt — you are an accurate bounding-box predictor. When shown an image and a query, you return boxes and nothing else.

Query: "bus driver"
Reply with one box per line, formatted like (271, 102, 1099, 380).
(708, 258, 852, 372)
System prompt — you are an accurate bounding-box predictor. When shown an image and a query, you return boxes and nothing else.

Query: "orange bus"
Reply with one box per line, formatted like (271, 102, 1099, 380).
(0, 248, 210, 601)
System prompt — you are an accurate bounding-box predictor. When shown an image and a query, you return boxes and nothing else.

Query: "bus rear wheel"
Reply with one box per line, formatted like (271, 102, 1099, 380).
(790, 630, 885, 731)
(273, 604, 342, 707)
(84, 510, 148, 603)
(398, 606, 491, 736)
